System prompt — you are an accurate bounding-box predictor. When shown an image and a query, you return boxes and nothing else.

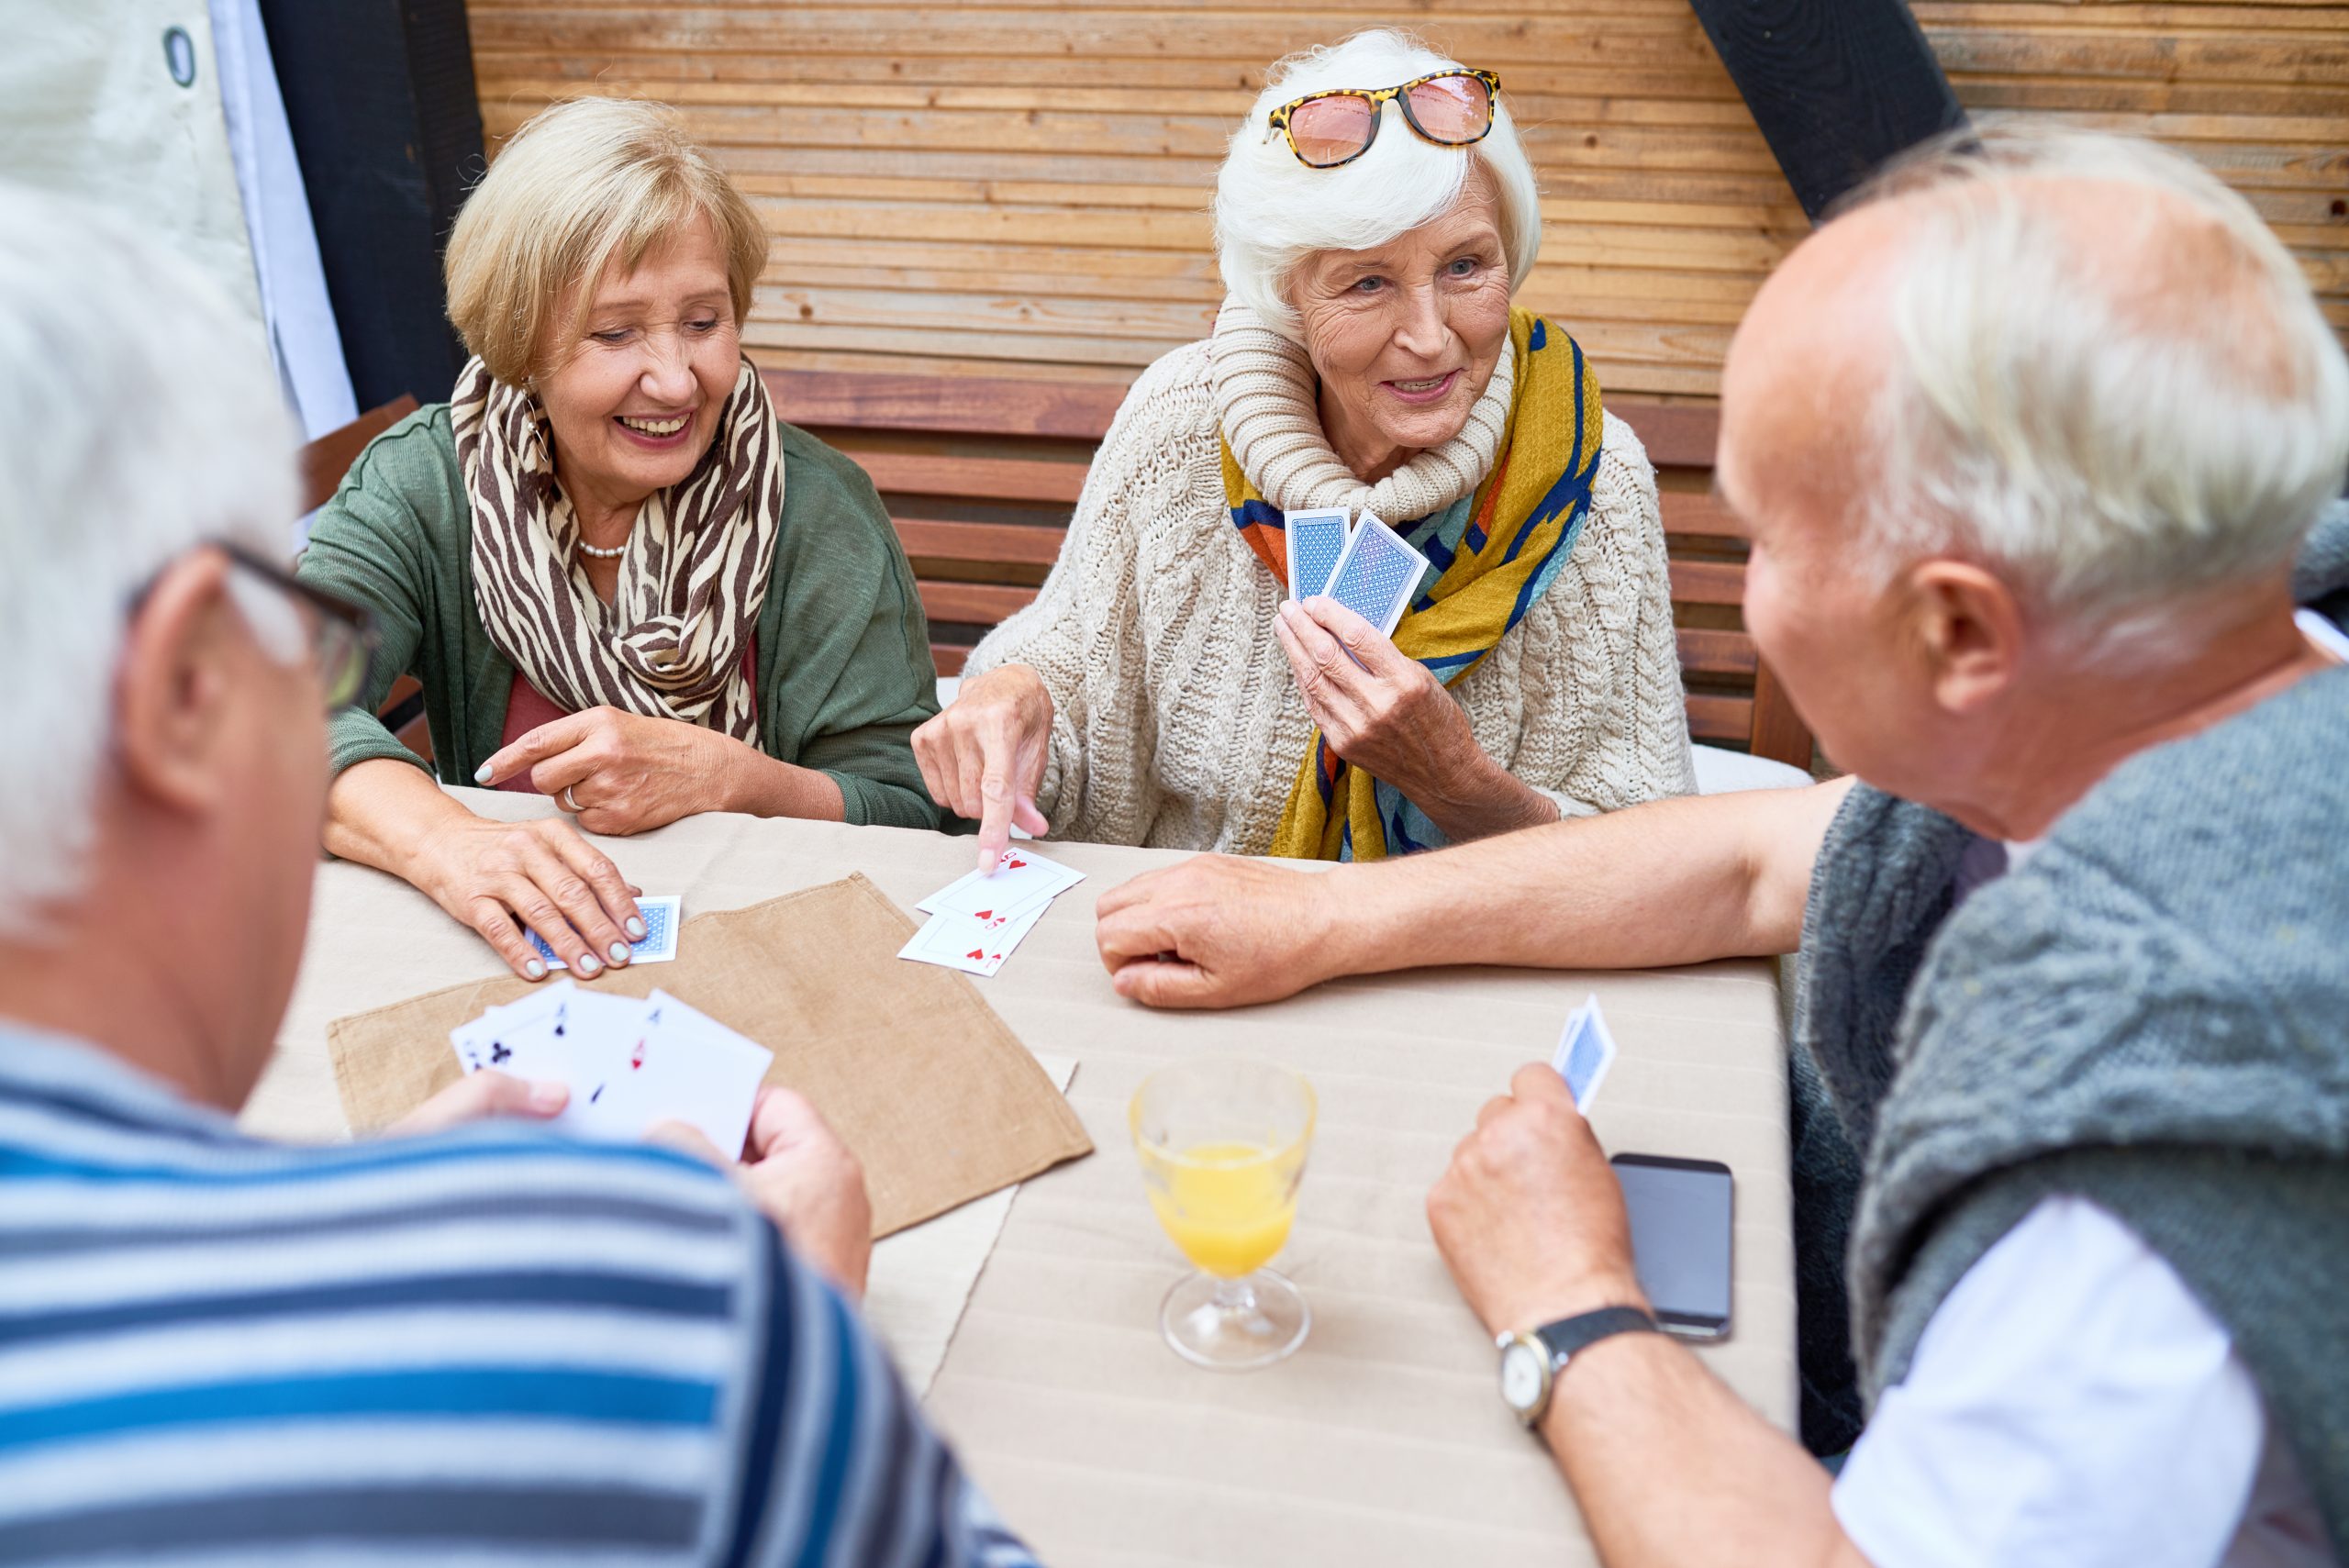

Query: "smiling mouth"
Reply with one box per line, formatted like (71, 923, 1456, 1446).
(616, 413, 691, 437)
(1384, 370, 1461, 402)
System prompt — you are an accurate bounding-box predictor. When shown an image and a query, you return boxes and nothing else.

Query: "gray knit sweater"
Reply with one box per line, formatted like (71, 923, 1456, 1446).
(1794, 507, 2349, 1552)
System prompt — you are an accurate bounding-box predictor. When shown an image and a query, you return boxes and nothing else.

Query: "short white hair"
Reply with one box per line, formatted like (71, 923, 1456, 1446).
(1215, 29, 1542, 341)
(0, 185, 294, 931)
(1856, 125, 2349, 655)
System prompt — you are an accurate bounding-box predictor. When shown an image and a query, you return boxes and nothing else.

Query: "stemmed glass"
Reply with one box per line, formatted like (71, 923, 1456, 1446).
(1129, 1058, 1317, 1370)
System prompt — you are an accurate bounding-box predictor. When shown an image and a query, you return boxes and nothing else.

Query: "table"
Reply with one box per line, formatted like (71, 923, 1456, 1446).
(250, 787, 1795, 1568)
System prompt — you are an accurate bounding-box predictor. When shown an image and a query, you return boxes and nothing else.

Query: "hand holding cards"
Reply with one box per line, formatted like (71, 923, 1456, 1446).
(899, 846, 1085, 978)
(451, 980, 771, 1156)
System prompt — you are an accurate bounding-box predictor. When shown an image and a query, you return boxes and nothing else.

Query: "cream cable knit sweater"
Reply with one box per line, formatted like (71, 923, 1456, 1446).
(963, 304, 1697, 855)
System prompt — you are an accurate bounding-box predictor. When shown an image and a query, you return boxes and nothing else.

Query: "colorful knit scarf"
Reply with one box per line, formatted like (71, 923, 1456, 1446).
(1221, 310, 1605, 862)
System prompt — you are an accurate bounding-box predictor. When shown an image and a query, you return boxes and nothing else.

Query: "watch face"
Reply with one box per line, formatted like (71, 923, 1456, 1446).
(1499, 1340, 1546, 1412)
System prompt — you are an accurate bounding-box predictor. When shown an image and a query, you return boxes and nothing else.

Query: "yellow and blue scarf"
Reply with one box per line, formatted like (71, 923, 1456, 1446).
(1222, 310, 1604, 862)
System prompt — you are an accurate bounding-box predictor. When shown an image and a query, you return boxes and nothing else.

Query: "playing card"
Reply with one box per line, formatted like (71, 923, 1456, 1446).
(527, 895, 682, 972)
(449, 982, 581, 1080)
(898, 903, 1048, 977)
(1284, 506, 1351, 603)
(1322, 511, 1431, 639)
(566, 989, 773, 1156)
(449, 980, 575, 1069)
(918, 848, 1083, 924)
(1551, 994, 1620, 1112)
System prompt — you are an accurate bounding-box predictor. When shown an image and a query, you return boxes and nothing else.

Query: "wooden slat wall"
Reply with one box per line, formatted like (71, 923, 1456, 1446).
(469, 1, 2346, 400)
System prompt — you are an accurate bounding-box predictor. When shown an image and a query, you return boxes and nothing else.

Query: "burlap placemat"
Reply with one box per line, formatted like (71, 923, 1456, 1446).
(327, 873, 1093, 1237)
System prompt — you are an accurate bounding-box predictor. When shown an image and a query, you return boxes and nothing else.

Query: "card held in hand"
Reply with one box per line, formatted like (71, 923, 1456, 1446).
(1284, 506, 1351, 603)
(1322, 511, 1431, 639)
(1551, 993, 1620, 1113)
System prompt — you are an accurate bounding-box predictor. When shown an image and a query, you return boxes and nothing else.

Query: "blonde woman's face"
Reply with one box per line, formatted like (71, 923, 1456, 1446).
(1288, 172, 1513, 474)
(537, 212, 741, 506)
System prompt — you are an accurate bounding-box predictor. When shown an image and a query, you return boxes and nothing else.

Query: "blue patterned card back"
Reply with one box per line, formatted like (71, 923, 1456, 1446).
(1325, 513, 1431, 638)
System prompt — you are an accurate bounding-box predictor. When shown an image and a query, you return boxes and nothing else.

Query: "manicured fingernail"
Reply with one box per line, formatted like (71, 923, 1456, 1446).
(577, 952, 602, 974)
(473, 762, 492, 784)
(608, 941, 630, 964)
(529, 1082, 567, 1111)
(523, 958, 545, 979)
(626, 917, 646, 940)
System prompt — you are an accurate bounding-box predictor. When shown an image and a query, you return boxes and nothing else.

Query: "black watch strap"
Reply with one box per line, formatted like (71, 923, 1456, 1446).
(1533, 1305, 1662, 1367)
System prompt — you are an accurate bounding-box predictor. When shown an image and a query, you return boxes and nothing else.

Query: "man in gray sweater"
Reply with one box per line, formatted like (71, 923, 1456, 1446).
(1096, 127, 2349, 1564)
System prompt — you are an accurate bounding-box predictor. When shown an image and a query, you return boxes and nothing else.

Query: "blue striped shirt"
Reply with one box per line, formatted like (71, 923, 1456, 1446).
(0, 1027, 1040, 1567)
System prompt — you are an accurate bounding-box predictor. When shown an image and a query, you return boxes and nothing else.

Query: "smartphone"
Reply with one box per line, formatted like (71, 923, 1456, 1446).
(1610, 1153, 1732, 1340)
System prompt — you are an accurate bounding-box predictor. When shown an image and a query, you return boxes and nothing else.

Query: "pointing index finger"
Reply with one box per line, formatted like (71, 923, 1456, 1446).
(475, 713, 592, 787)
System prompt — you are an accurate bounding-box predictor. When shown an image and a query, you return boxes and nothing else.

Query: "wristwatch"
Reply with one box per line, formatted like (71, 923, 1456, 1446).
(1497, 1305, 1662, 1427)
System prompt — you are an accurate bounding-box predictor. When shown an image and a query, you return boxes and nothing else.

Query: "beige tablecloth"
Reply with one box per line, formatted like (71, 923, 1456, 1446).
(250, 787, 1794, 1568)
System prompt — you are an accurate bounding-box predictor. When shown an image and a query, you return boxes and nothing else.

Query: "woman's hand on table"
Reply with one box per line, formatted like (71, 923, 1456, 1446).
(386, 1069, 570, 1136)
(409, 809, 646, 981)
(476, 706, 756, 837)
(1426, 1063, 1646, 1337)
(911, 663, 1053, 871)
(652, 1087, 874, 1301)
(1275, 598, 1560, 841)
(1095, 855, 1345, 1008)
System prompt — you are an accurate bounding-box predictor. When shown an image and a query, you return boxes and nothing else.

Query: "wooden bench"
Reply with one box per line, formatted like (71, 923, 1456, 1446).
(297, 374, 1816, 776)
(772, 368, 1815, 770)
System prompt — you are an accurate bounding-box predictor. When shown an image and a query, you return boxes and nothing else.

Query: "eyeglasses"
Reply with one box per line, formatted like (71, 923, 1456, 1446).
(129, 540, 379, 712)
(1266, 69, 1501, 170)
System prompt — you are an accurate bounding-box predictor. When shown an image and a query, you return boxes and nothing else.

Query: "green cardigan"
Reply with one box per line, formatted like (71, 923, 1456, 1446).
(299, 406, 943, 830)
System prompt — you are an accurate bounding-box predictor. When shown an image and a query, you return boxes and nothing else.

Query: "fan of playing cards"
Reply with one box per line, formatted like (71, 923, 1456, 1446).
(1286, 506, 1431, 635)
(451, 981, 774, 1156)
(898, 846, 1085, 978)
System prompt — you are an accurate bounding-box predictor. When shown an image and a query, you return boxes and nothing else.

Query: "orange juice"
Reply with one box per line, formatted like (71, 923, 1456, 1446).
(1142, 1141, 1298, 1277)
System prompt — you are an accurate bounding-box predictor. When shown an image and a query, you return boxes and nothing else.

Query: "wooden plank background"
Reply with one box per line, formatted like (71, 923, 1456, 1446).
(468, 1, 2349, 402)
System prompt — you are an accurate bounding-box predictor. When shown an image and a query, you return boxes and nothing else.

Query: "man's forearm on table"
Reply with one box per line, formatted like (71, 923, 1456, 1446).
(1319, 783, 1842, 978)
(1542, 1331, 1865, 1568)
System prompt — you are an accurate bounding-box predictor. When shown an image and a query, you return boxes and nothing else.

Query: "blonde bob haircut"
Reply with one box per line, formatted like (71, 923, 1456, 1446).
(444, 97, 769, 385)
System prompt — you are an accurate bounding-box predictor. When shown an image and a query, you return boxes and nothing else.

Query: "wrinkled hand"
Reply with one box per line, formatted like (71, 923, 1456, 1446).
(477, 706, 751, 838)
(911, 664, 1053, 872)
(651, 1086, 874, 1301)
(1276, 598, 1483, 804)
(408, 810, 646, 981)
(387, 1069, 570, 1136)
(1427, 1064, 1646, 1337)
(1094, 855, 1343, 1009)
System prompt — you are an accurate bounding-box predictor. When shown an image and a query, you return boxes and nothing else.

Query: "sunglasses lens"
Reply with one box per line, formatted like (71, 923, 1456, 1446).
(1404, 75, 1492, 143)
(1288, 94, 1376, 167)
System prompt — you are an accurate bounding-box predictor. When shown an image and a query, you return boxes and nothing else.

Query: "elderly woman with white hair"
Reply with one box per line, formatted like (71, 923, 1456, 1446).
(916, 30, 1693, 869)
(300, 98, 940, 981)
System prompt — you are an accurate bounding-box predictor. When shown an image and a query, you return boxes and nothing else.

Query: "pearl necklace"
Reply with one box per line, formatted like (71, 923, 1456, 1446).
(575, 538, 627, 560)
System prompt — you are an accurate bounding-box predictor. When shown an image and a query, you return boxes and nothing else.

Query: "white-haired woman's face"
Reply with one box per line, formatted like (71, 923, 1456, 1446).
(1289, 173, 1512, 476)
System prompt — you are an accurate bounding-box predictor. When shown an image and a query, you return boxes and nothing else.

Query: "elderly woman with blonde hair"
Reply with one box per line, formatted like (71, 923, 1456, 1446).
(917, 30, 1693, 870)
(300, 98, 939, 980)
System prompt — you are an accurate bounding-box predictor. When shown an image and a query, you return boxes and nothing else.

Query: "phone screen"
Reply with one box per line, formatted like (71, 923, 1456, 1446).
(1610, 1154, 1732, 1340)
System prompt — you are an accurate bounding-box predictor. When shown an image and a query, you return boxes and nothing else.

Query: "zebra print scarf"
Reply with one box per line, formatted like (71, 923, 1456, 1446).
(451, 355, 783, 746)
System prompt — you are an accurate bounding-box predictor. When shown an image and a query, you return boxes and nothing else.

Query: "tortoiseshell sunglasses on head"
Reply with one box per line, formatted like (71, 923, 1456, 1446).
(1266, 68, 1501, 170)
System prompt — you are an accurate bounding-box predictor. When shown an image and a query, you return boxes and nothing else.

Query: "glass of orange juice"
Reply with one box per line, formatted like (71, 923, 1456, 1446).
(1129, 1057, 1316, 1370)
